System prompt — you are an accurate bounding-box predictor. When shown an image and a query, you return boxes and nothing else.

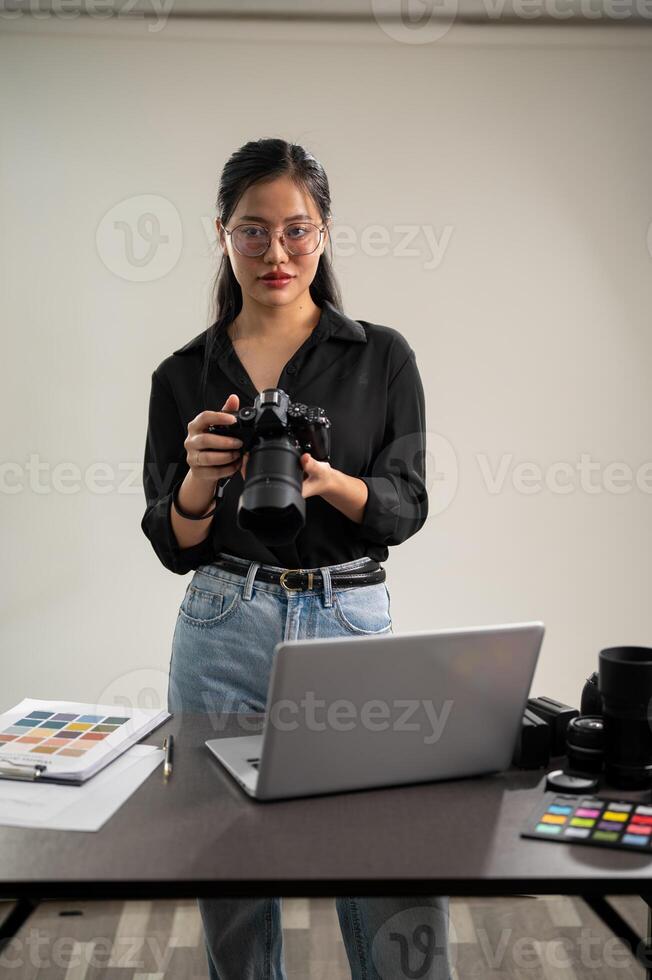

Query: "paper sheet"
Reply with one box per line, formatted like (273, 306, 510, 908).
(0, 744, 164, 831)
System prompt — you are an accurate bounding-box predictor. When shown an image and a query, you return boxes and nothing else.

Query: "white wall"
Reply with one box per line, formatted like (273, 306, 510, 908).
(1, 15, 651, 713)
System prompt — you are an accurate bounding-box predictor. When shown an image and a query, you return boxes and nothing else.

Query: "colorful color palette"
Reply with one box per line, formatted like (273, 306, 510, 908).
(522, 794, 652, 853)
(0, 711, 128, 759)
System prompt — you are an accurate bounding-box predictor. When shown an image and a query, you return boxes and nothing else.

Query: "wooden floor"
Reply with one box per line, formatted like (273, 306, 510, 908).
(0, 895, 647, 978)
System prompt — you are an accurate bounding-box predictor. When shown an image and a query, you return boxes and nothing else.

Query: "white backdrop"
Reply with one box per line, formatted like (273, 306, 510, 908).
(1, 14, 651, 713)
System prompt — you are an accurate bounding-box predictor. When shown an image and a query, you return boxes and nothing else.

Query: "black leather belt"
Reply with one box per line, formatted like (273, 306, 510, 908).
(211, 556, 385, 592)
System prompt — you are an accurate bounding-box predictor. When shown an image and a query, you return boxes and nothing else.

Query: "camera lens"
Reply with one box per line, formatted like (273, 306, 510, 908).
(236, 438, 305, 545)
(565, 715, 604, 775)
(599, 646, 652, 790)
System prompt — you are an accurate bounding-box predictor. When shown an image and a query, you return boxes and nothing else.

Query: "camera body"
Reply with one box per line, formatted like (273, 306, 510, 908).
(207, 388, 331, 545)
(208, 388, 331, 462)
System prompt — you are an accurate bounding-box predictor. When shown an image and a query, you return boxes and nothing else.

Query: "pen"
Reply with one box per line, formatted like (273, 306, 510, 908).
(163, 735, 174, 780)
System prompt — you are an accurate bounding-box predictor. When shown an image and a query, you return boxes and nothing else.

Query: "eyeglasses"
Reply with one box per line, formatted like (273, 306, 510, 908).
(223, 221, 326, 258)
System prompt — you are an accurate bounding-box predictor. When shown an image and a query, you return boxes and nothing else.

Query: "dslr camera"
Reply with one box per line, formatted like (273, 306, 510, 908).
(207, 387, 331, 545)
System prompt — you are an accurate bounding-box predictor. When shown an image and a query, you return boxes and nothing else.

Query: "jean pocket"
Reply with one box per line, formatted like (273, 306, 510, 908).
(178, 575, 241, 628)
(334, 582, 393, 635)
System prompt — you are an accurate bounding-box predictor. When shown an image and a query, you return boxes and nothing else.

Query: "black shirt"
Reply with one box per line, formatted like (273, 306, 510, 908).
(141, 299, 428, 575)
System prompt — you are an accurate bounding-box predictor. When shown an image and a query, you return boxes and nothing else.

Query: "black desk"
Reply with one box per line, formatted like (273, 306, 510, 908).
(1, 713, 651, 971)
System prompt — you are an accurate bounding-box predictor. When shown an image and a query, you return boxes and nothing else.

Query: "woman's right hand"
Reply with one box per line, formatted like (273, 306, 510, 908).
(184, 393, 245, 485)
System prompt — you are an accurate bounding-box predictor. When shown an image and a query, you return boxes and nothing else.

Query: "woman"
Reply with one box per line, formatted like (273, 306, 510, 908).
(141, 138, 451, 980)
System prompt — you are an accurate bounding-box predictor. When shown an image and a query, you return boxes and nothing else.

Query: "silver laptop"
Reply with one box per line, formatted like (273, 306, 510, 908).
(205, 621, 545, 801)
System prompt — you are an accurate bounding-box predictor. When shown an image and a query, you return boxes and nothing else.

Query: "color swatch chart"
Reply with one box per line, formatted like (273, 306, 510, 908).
(522, 793, 652, 854)
(0, 709, 130, 760)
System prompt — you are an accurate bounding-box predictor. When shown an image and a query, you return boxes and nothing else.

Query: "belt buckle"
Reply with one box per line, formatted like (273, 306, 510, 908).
(279, 568, 313, 593)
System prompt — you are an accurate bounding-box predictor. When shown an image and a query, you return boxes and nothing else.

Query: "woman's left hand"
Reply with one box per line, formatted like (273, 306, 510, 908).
(299, 452, 334, 498)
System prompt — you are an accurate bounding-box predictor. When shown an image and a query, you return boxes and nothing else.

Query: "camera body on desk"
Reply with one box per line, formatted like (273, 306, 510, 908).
(512, 697, 579, 770)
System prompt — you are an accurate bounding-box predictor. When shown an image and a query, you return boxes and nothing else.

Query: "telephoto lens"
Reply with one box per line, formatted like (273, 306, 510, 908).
(599, 646, 652, 790)
(565, 715, 604, 775)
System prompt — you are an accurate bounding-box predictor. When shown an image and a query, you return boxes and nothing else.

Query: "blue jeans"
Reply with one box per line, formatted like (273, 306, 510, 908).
(168, 552, 452, 980)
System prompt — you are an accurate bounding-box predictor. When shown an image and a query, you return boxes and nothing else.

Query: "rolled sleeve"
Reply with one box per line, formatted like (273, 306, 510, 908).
(357, 350, 428, 547)
(140, 370, 219, 575)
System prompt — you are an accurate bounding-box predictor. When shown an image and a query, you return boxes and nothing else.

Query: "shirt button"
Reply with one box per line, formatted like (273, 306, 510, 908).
(239, 376, 247, 384)
(286, 364, 296, 375)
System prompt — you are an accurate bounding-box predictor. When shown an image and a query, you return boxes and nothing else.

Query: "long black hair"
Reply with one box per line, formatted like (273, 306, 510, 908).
(200, 137, 343, 407)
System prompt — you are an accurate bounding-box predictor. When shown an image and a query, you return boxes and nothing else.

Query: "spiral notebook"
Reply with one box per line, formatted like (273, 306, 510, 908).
(0, 698, 170, 784)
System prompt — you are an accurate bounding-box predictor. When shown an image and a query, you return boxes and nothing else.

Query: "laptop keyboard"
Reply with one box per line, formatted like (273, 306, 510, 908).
(246, 757, 260, 770)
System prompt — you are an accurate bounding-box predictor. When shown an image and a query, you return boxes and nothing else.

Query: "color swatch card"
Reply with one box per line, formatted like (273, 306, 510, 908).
(0, 698, 170, 784)
(522, 792, 652, 854)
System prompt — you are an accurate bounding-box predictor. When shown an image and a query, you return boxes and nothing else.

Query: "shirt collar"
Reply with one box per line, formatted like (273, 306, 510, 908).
(172, 299, 366, 356)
